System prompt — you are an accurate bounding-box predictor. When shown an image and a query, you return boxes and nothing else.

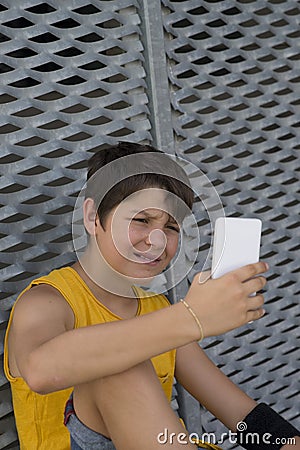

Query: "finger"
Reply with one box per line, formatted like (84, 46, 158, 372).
(198, 270, 211, 284)
(243, 276, 267, 296)
(232, 262, 269, 282)
(247, 293, 265, 311)
(247, 307, 265, 322)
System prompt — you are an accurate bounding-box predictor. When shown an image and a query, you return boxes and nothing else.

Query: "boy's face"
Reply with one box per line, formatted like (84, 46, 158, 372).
(94, 189, 180, 280)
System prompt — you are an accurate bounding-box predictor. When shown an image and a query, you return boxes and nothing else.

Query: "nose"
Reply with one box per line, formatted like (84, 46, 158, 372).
(146, 228, 167, 250)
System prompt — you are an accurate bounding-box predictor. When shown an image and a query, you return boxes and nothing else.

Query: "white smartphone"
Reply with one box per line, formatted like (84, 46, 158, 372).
(211, 217, 262, 280)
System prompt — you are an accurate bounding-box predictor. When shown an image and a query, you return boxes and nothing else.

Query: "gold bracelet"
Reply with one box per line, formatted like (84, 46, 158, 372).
(180, 298, 204, 342)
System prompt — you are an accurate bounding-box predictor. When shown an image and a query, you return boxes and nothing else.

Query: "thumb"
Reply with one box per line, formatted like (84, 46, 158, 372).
(197, 270, 211, 284)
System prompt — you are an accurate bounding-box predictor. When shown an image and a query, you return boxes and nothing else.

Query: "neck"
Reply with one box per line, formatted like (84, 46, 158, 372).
(77, 243, 136, 299)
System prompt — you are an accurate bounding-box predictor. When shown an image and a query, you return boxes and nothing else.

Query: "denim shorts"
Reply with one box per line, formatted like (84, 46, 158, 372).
(64, 394, 116, 450)
(64, 394, 220, 450)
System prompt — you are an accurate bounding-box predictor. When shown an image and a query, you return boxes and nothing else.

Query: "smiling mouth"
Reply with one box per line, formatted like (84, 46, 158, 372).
(133, 253, 162, 264)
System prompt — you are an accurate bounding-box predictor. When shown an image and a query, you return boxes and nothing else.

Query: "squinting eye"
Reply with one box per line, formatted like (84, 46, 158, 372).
(132, 218, 147, 224)
(167, 225, 180, 232)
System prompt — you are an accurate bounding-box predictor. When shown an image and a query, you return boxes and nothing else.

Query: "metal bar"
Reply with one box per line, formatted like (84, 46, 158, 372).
(139, 0, 174, 154)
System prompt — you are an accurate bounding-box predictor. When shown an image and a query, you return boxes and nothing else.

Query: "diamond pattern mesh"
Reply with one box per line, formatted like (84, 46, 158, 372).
(0, 1, 151, 447)
(162, 0, 300, 446)
(1, 1, 299, 448)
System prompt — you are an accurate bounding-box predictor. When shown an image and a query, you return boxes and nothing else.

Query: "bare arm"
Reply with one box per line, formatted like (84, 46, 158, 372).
(175, 344, 300, 449)
(9, 284, 196, 394)
(175, 342, 256, 431)
(9, 262, 267, 395)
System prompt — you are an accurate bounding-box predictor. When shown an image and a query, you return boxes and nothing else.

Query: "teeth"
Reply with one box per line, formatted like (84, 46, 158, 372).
(139, 255, 153, 261)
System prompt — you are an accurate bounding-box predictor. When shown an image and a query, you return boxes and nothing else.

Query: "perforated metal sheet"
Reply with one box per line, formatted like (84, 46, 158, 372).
(162, 0, 300, 446)
(0, 1, 152, 447)
(0, 1, 152, 295)
(0, 1, 299, 449)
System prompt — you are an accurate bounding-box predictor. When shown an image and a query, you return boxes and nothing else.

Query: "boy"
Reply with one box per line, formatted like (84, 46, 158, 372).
(4, 143, 299, 449)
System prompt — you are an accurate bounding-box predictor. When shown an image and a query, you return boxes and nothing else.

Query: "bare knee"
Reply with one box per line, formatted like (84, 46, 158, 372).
(91, 359, 163, 408)
(72, 361, 170, 443)
(101, 360, 158, 391)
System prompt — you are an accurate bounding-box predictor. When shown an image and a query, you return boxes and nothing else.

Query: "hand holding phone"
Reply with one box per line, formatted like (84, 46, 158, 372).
(181, 217, 266, 337)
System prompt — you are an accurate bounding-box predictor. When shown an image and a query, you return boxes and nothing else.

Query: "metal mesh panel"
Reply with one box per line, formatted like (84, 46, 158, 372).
(162, 0, 300, 447)
(1, 0, 299, 449)
(0, 1, 152, 447)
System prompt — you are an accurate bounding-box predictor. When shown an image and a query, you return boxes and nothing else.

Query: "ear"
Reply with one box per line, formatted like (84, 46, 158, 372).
(83, 198, 99, 236)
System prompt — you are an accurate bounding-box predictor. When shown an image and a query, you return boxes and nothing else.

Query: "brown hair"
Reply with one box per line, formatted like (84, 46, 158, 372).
(86, 142, 194, 228)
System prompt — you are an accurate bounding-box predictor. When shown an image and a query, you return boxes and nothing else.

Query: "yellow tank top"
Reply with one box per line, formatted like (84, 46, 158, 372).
(4, 267, 176, 450)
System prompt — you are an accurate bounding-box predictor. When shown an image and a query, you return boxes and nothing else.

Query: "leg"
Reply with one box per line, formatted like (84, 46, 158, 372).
(73, 360, 196, 450)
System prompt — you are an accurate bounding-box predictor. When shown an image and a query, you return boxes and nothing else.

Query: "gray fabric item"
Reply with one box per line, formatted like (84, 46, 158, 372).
(66, 413, 116, 450)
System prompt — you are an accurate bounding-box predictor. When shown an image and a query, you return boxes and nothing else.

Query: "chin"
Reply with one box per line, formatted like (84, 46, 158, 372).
(117, 261, 168, 282)
(123, 272, 157, 286)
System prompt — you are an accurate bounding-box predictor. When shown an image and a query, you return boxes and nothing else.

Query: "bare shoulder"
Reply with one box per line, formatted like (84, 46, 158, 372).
(12, 283, 74, 331)
(8, 284, 74, 378)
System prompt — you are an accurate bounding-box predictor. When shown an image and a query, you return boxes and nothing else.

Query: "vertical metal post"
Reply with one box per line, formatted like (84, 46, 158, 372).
(139, 0, 203, 434)
(139, 0, 190, 302)
(139, 0, 174, 154)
